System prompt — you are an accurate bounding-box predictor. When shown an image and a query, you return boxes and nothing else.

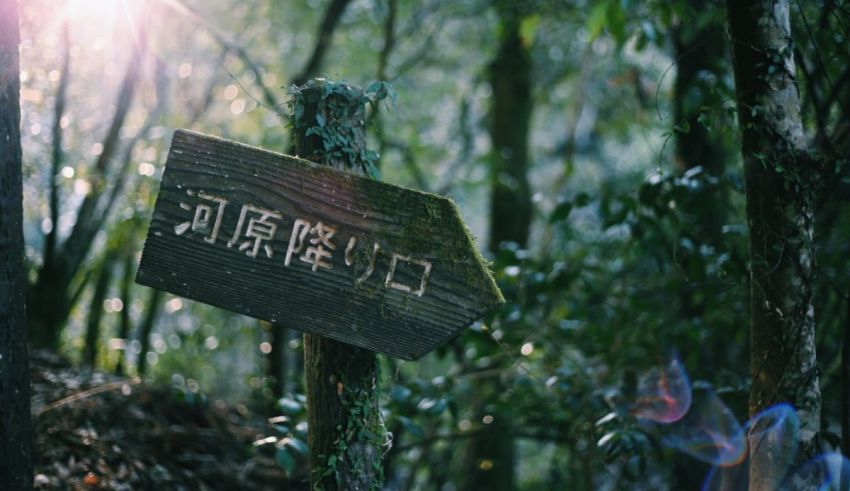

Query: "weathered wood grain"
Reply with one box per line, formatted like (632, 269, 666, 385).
(137, 129, 503, 360)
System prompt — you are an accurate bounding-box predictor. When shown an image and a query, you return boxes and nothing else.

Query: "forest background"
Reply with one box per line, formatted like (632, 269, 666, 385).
(3, 0, 850, 489)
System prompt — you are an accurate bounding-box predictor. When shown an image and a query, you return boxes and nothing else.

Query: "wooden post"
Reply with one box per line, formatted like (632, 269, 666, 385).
(293, 80, 384, 490)
(136, 81, 502, 488)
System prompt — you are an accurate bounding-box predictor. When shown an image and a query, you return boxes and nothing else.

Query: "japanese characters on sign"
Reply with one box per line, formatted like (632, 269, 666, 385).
(137, 130, 503, 360)
(174, 188, 432, 297)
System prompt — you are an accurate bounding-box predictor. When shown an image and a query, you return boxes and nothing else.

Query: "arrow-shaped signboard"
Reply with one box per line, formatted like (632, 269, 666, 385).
(137, 130, 503, 360)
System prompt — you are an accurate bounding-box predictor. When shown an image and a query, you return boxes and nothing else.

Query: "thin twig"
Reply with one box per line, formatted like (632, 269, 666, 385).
(46, 21, 70, 264)
(35, 377, 142, 417)
(158, 0, 285, 116)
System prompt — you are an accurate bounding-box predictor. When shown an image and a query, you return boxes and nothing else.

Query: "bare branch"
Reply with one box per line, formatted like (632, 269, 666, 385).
(384, 139, 429, 191)
(377, 0, 397, 82)
(370, 0, 398, 168)
(159, 0, 285, 116)
(93, 57, 168, 236)
(188, 49, 228, 125)
(292, 0, 352, 86)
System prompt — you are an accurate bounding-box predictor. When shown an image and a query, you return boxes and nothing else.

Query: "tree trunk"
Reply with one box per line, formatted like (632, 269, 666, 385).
(84, 252, 116, 367)
(28, 22, 147, 351)
(136, 288, 164, 376)
(115, 247, 135, 374)
(0, 0, 34, 487)
(293, 81, 384, 491)
(672, 1, 729, 245)
(669, 9, 733, 488)
(487, 7, 532, 253)
(726, 1, 822, 489)
(462, 5, 531, 490)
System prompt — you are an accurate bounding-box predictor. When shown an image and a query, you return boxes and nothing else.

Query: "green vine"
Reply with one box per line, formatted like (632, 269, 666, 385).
(313, 361, 388, 491)
(288, 78, 396, 180)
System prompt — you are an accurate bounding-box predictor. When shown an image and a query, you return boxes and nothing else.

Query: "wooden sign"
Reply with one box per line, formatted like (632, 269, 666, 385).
(137, 130, 503, 360)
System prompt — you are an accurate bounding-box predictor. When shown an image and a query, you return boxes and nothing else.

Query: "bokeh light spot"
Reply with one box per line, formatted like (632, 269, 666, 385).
(178, 62, 193, 78)
(137, 162, 156, 176)
(205, 336, 220, 350)
(165, 297, 183, 313)
(224, 84, 239, 101)
(230, 98, 246, 116)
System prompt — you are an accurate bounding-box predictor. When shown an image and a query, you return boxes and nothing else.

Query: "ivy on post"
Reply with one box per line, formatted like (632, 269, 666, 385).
(290, 79, 387, 490)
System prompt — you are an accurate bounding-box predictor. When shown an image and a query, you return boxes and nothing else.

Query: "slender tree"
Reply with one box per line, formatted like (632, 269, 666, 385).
(487, 5, 533, 252)
(0, 0, 34, 487)
(28, 20, 148, 350)
(84, 251, 117, 367)
(462, 2, 532, 489)
(726, 1, 823, 488)
(672, 0, 730, 246)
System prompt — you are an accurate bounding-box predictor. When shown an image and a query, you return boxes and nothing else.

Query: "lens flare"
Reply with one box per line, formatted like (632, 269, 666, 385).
(747, 403, 800, 489)
(701, 404, 802, 491)
(662, 389, 746, 466)
(702, 458, 749, 491)
(781, 452, 850, 490)
(631, 356, 692, 423)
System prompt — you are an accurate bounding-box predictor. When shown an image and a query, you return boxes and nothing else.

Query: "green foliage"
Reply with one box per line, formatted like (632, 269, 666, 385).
(288, 78, 395, 179)
(15, 0, 850, 488)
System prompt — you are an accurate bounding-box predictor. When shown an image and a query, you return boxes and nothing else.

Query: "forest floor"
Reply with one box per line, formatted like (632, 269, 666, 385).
(30, 350, 306, 490)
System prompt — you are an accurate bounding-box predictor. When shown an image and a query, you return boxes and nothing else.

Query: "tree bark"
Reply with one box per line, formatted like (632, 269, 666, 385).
(0, 0, 34, 487)
(293, 81, 384, 491)
(726, 1, 822, 489)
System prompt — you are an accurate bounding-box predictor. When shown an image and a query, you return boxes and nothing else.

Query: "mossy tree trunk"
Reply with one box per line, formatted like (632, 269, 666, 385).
(462, 3, 532, 490)
(726, 1, 822, 489)
(0, 0, 34, 487)
(293, 81, 384, 491)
